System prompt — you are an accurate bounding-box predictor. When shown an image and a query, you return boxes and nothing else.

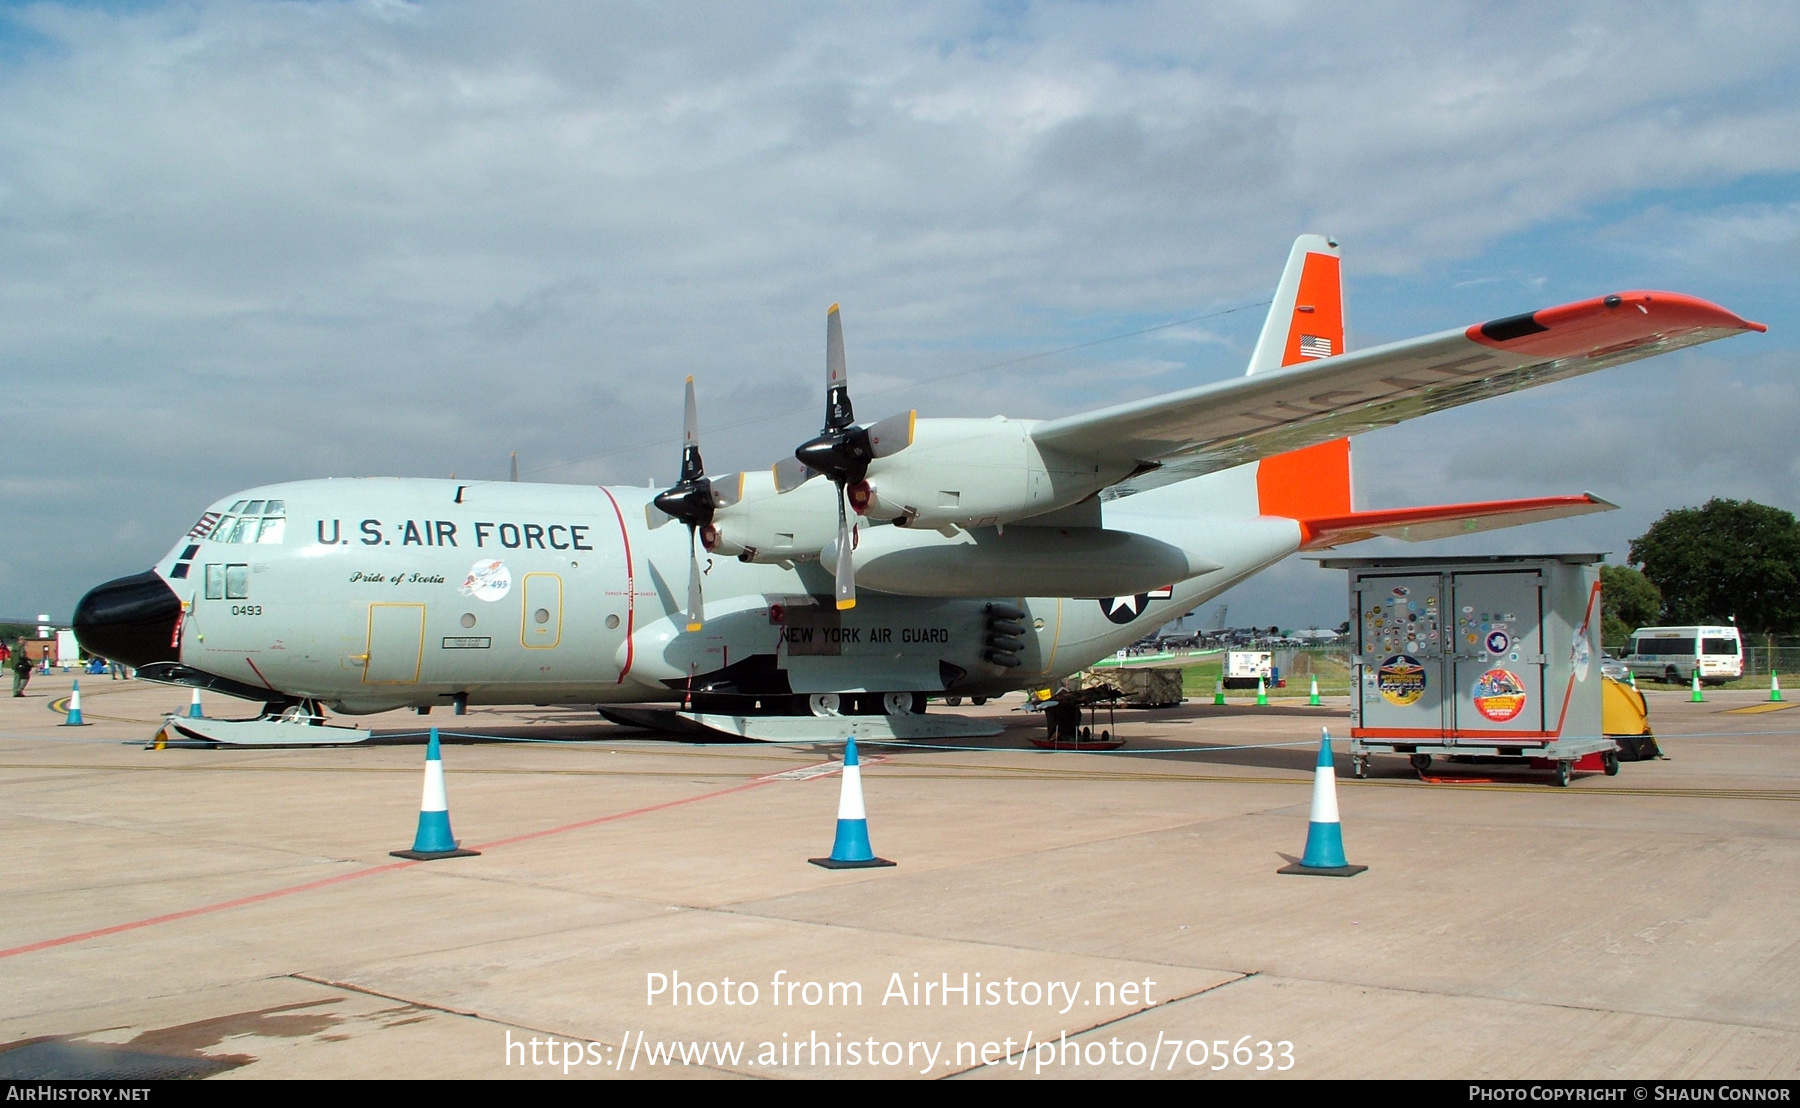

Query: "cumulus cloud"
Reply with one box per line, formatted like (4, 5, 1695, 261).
(0, 0, 1795, 616)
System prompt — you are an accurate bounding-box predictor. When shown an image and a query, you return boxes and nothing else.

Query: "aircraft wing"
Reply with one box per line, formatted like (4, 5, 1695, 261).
(1031, 291, 1765, 496)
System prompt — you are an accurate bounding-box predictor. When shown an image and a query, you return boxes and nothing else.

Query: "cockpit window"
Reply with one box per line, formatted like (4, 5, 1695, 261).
(205, 501, 287, 544)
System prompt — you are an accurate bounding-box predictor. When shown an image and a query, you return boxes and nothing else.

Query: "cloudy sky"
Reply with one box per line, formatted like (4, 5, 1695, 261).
(1, 0, 1796, 626)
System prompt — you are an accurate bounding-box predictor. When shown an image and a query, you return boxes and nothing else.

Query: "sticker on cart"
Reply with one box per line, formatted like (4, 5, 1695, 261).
(1391, 586, 1409, 597)
(1377, 654, 1428, 706)
(1571, 634, 1592, 682)
(1472, 668, 1527, 722)
(1485, 629, 1511, 654)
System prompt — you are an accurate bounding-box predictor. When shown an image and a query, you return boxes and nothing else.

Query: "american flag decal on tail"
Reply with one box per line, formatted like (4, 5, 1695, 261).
(1298, 334, 1333, 358)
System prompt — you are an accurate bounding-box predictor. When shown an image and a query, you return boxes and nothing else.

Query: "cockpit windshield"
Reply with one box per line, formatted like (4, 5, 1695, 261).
(200, 499, 288, 544)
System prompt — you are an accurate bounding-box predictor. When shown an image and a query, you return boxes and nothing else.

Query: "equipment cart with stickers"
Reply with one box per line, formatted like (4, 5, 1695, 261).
(1318, 554, 1616, 787)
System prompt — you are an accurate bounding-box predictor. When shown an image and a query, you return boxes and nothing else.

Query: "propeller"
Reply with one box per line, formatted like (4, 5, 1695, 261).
(789, 304, 915, 610)
(651, 376, 714, 632)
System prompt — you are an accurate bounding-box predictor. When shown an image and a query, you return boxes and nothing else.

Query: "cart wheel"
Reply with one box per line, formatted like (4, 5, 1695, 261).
(1099, 730, 1110, 742)
(1079, 726, 1091, 741)
(1554, 760, 1572, 787)
(1602, 751, 1619, 776)
(944, 696, 963, 706)
(971, 696, 988, 706)
(1409, 753, 1431, 772)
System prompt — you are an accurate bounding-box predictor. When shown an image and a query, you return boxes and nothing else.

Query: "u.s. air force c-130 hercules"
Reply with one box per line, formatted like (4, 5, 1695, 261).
(71, 236, 1765, 742)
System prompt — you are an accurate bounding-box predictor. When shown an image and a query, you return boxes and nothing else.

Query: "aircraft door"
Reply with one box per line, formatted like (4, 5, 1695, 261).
(1450, 571, 1545, 735)
(364, 603, 425, 684)
(521, 573, 563, 649)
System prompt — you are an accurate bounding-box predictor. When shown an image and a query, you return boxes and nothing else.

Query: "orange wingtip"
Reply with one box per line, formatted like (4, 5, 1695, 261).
(1467, 291, 1765, 358)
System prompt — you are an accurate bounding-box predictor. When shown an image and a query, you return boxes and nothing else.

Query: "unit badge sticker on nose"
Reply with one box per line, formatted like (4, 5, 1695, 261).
(461, 559, 512, 602)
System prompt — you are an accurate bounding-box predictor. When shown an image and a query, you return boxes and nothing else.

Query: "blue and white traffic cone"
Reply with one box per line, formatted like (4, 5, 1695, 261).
(1279, 728, 1366, 877)
(809, 736, 895, 869)
(390, 728, 480, 860)
(63, 680, 87, 726)
(188, 688, 204, 718)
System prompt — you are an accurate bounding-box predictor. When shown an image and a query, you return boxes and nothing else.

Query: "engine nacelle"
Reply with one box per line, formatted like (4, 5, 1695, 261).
(700, 469, 839, 563)
(853, 417, 1129, 530)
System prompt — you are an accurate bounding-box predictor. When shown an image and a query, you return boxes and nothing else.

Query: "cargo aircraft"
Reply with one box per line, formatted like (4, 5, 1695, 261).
(72, 236, 1764, 740)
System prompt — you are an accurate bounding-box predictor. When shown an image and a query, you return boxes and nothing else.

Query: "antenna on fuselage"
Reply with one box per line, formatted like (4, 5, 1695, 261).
(509, 451, 518, 482)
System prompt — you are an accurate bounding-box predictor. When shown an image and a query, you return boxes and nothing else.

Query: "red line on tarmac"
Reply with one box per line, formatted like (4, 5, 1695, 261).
(0, 860, 419, 960)
(0, 766, 820, 962)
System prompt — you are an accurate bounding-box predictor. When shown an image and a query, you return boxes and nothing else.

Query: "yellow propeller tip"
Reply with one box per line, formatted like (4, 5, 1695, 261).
(836, 599, 856, 611)
(685, 621, 703, 632)
(828, 302, 840, 314)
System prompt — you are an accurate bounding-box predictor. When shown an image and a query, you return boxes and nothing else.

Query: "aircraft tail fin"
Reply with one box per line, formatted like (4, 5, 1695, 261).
(1249, 234, 1354, 522)
(1246, 234, 1342, 375)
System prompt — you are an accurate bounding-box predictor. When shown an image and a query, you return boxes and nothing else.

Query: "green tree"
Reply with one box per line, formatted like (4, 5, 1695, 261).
(1599, 565, 1662, 648)
(1628, 498, 1800, 634)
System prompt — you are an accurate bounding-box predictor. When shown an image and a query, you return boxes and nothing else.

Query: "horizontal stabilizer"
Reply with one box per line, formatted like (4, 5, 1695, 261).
(1296, 493, 1617, 551)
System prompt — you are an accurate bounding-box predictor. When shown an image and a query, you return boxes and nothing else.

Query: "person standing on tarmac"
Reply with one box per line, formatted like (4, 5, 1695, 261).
(12, 640, 32, 697)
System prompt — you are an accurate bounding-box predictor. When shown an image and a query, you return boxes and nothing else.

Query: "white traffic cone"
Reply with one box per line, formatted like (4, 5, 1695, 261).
(1308, 674, 1321, 706)
(1256, 675, 1269, 706)
(188, 688, 204, 719)
(1771, 672, 1783, 703)
(809, 736, 895, 869)
(1278, 728, 1367, 877)
(390, 728, 481, 860)
(63, 680, 87, 726)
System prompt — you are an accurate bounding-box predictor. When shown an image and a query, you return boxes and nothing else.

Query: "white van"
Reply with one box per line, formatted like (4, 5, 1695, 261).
(1623, 625, 1743, 685)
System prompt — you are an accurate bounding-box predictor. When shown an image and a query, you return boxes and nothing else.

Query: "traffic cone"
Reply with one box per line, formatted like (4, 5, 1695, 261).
(1213, 678, 1226, 706)
(1771, 672, 1783, 703)
(1690, 667, 1705, 703)
(1626, 669, 1637, 689)
(1279, 728, 1367, 877)
(188, 688, 204, 719)
(1308, 674, 1321, 706)
(391, 728, 481, 860)
(809, 736, 895, 869)
(63, 680, 87, 726)
(1256, 675, 1269, 706)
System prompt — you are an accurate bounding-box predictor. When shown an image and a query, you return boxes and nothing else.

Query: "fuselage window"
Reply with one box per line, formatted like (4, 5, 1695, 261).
(225, 564, 250, 600)
(204, 563, 225, 601)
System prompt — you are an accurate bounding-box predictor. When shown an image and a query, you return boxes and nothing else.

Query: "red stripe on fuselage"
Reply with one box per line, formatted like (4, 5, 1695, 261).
(599, 486, 635, 684)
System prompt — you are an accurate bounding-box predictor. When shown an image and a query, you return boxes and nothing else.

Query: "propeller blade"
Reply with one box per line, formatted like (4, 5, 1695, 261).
(677, 376, 706, 485)
(834, 486, 856, 611)
(866, 409, 915, 458)
(773, 455, 817, 493)
(685, 526, 705, 632)
(710, 471, 745, 509)
(825, 303, 853, 430)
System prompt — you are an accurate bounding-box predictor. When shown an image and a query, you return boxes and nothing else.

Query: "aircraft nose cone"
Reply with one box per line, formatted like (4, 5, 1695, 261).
(72, 570, 182, 668)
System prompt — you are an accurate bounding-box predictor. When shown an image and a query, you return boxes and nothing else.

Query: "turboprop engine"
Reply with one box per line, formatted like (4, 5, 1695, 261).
(842, 416, 1127, 531)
